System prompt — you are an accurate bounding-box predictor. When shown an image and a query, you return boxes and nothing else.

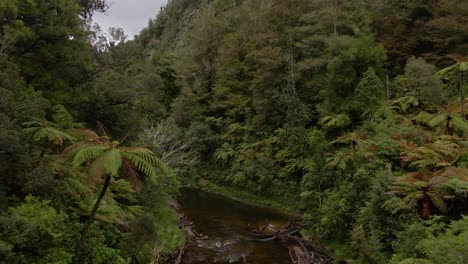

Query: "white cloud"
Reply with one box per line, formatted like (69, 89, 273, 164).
(93, 0, 168, 39)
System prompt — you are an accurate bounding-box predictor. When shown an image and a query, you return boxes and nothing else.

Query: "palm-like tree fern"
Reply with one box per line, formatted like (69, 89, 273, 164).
(393, 134, 468, 219)
(320, 113, 351, 129)
(67, 135, 168, 263)
(414, 102, 468, 134)
(23, 119, 75, 154)
(390, 96, 420, 113)
(436, 60, 467, 119)
(399, 136, 464, 170)
(390, 167, 468, 219)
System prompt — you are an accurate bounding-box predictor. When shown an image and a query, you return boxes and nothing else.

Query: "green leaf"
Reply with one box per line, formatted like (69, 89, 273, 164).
(428, 193, 448, 214)
(72, 145, 108, 167)
(122, 153, 159, 183)
(104, 149, 122, 177)
(450, 114, 468, 132)
(460, 62, 468, 72)
(428, 114, 447, 128)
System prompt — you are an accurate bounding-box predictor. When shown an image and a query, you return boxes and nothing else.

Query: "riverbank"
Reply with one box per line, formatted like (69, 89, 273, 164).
(187, 179, 302, 218)
(182, 181, 345, 263)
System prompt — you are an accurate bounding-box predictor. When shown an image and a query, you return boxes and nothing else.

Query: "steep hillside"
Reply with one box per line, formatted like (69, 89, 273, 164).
(133, 0, 468, 262)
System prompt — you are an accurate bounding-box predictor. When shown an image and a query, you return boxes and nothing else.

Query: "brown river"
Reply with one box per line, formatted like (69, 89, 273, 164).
(178, 188, 293, 263)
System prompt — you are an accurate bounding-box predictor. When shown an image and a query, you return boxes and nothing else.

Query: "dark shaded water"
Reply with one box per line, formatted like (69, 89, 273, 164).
(178, 188, 292, 264)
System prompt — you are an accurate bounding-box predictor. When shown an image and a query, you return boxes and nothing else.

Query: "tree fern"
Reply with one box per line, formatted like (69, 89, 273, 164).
(66, 134, 168, 262)
(22, 120, 75, 152)
(103, 149, 122, 176)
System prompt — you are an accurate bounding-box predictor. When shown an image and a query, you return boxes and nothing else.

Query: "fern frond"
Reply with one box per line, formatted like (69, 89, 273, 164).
(126, 149, 168, 174)
(121, 159, 142, 191)
(63, 142, 94, 157)
(428, 193, 448, 214)
(450, 114, 468, 133)
(122, 153, 159, 184)
(428, 114, 447, 128)
(73, 146, 108, 167)
(103, 149, 122, 177)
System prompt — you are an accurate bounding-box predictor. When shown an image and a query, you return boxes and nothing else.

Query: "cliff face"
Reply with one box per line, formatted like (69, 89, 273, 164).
(137, 0, 203, 54)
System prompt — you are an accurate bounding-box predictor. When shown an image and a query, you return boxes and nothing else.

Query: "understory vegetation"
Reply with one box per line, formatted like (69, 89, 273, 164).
(1, 0, 467, 263)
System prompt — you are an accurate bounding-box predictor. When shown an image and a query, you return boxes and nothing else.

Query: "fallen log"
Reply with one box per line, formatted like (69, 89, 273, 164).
(251, 220, 331, 264)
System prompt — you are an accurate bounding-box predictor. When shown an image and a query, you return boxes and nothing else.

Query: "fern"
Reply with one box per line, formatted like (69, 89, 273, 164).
(72, 145, 108, 167)
(103, 149, 122, 176)
(121, 152, 159, 184)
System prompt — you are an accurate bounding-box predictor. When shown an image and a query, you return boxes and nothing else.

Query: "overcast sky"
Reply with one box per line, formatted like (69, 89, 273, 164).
(94, 0, 168, 39)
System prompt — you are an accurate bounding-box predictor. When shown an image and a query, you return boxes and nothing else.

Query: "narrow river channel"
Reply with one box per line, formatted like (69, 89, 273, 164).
(178, 188, 293, 263)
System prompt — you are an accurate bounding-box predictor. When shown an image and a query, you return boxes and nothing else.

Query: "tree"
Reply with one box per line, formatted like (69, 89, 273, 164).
(321, 35, 386, 114)
(1, 0, 94, 105)
(354, 67, 385, 114)
(393, 136, 468, 219)
(414, 103, 468, 134)
(77, 0, 108, 19)
(403, 57, 446, 105)
(139, 119, 199, 168)
(23, 120, 75, 155)
(417, 216, 468, 264)
(390, 172, 449, 219)
(437, 60, 468, 119)
(66, 134, 168, 263)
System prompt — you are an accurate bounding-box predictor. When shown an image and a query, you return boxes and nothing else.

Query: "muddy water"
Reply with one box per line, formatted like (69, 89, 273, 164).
(178, 188, 293, 264)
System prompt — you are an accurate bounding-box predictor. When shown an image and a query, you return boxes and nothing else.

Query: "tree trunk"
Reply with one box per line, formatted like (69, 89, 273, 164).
(460, 71, 465, 119)
(72, 174, 112, 264)
(421, 198, 431, 220)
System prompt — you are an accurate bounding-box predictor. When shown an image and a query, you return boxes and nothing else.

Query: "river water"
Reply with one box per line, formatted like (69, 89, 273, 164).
(178, 188, 293, 263)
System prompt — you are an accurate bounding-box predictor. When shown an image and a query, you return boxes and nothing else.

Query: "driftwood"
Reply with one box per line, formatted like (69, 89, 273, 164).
(251, 220, 331, 264)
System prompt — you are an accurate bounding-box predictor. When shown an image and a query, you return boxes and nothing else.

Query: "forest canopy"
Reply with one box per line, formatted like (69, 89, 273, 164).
(0, 0, 467, 263)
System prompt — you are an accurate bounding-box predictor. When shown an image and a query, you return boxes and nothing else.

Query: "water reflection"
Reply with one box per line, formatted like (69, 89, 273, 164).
(178, 188, 292, 264)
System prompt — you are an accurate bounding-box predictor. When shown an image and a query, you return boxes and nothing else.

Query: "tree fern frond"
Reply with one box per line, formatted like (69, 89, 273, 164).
(121, 159, 142, 191)
(122, 153, 159, 183)
(450, 114, 468, 133)
(103, 149, 122, 177)
(428, 193, 449, 214)
(403, 191, 425, 204)
(428, 114, 447, 128)
(63, 142, 94, 157)
(64, 177, 89, 196)
(127, 149, 168, 174)
(73, 146, 108, 167)
(70, 128, 102, 141)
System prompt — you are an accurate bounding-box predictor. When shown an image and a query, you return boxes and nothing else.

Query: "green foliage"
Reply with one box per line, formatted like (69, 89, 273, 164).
(0, 196, 74, 263)
(70, 138, 168, 185)
(2, 0, 468, 263)
(417, 216, 468, 264)
(0, 0, 94, 105)
(400, 57, 446, 105)
(354, 67, 385, 114)
(321, 35, 386, 115)
(51, 105, 75, 130)
(23, 120, 75, 151)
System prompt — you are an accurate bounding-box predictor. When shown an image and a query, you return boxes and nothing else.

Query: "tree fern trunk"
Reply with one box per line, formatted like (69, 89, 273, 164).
(72, 174, 111, 264)
(460, 71, 465, 120)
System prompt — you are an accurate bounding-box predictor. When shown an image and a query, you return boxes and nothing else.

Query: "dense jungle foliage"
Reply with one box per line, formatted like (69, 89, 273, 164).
(1, 0, 467, 263)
